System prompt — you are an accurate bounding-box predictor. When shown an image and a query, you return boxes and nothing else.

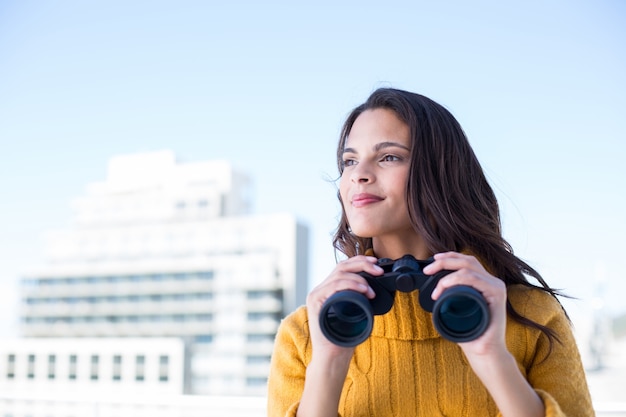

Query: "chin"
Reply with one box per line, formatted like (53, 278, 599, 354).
(349, 226, 378, 239)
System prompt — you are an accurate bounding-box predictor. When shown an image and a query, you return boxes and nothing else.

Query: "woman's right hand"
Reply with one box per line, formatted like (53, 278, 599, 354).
(305, 255, 382, 361)
(297, 256, 382, 417)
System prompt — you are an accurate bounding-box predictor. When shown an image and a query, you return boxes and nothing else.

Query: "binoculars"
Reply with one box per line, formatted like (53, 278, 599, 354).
(319, 255, 490, 347)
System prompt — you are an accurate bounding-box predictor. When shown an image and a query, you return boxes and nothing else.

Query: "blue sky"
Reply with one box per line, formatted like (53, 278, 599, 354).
(0, 0, 625, 337)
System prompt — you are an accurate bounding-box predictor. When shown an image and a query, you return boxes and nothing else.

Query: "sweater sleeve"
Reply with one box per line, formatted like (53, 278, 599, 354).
(507, 287, 595, 417)
(267, 306, 311, 417)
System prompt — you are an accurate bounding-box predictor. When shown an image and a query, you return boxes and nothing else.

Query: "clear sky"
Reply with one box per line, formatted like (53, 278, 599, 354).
(1, 0, 625, 338)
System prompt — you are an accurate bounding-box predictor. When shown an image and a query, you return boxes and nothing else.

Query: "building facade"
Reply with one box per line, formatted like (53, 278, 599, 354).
(0, 338, 269, 417)
(16, 150, 308, 396)
(0, 337, 185, 395)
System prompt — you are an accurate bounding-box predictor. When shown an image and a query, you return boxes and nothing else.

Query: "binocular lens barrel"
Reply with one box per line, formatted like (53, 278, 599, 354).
(319, 291, 374, 347)
(432, 286, 489, 343)
(320, 286, 489, 346)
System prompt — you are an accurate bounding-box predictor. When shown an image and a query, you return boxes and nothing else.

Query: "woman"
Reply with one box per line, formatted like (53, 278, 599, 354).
(267, 88, 594, 416)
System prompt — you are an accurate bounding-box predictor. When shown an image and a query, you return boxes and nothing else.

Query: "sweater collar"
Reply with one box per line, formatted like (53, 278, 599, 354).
(371, 291, 440, 341)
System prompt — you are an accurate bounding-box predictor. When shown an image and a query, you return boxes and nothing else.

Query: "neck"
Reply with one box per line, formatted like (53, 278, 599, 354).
(372, 234, 431, 260)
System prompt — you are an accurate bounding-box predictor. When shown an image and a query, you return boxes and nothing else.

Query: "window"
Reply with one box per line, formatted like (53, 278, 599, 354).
(159, 355, 169, 382)
(68, 355, 77, 380)
(195, 335, 213, 344)
(27, 354, 35, 379)
(197, 271, 214, 281)
(246, 377, 267, 386)
(135, 355, 145, 381)
(246, 290, 264, 299)
(112, 355, 122, 381)
(172, 273, 186, 281)
(196, 292, 212, 300)
(6, 354, 15, 379)
(90, 355, 99, 380)
(246, 355, 269, 365)
(195, 314, 212, 322)
(48, 355, 56, 379)
(247, 334, 273, 343)
(247, 312, 263, 320)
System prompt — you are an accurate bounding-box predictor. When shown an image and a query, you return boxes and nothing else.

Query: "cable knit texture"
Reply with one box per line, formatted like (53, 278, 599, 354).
(267, 285, 594, 416)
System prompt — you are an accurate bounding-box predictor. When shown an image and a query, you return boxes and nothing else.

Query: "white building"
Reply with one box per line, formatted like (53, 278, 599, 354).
(16, 150, 308, 397)
(0, 337, 185, 395)
(0, 337, 270, 416)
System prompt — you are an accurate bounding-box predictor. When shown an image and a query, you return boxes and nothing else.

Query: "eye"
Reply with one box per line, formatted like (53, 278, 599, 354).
(342, 158, 357, 168)
(381, 154, 401, 162)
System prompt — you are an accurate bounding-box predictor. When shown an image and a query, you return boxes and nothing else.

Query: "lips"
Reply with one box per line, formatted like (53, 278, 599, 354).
(351, 193, 384, 208)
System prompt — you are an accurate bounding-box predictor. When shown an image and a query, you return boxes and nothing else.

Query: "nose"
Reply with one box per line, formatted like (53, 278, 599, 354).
(350, 161, 374, 184)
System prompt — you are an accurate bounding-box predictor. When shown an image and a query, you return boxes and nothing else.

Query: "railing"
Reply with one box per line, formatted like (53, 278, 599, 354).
(595, 402, 626, 417)
(1, 392, 625, 416)
(0, 392, 266, 417)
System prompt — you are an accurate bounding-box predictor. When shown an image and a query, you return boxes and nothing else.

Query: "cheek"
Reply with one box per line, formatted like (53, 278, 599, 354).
(391, 170, 409, 199)
(338, 176, 349, 204)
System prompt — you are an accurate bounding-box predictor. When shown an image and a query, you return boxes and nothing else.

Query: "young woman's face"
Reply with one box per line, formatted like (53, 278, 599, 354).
(339, 108, 414, 242)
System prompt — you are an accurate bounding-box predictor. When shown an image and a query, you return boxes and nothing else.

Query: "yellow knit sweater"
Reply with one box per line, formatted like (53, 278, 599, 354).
(267, 285, 594, 416)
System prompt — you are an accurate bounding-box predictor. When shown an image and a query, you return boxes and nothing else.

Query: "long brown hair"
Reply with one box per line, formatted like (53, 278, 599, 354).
(332, 88, 566, 345)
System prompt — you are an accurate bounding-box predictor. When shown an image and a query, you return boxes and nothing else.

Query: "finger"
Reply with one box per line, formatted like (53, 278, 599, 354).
(429, 269, 471, 300)
(431, 268, 505, 302)
(430, 269, 476, 298)
(310, 272, 375, 305)
(423, 252, 479, 275)
(337, 255, 384, 276)
(329, 275, 377, 298)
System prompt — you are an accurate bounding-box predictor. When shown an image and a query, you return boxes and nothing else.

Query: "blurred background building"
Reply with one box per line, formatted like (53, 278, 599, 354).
(1, 151, 625, 416)
(0, 151, 307, 415)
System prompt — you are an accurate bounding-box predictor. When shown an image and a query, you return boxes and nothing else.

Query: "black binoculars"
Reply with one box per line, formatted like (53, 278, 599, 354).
(319, 255, 490, 347)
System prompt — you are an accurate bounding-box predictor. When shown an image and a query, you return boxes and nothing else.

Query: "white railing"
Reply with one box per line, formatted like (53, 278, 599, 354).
(595, 402, 626, 417)
(0, 392, 267, 417)
(1, 391, 626, 417)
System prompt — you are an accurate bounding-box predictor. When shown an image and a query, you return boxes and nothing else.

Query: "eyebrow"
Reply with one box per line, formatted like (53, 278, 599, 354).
(343, 141, 411, 154)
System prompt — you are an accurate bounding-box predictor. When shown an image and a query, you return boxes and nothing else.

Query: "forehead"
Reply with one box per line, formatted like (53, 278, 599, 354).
(345, 108, 410, 148)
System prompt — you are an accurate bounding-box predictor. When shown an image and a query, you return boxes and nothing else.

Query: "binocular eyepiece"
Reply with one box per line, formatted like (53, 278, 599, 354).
(319, 255, 490, 347)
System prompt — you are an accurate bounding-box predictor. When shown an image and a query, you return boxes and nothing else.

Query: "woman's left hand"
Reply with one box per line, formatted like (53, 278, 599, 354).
(423, 251, 508, 360)
(423, 252, 547, 416)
